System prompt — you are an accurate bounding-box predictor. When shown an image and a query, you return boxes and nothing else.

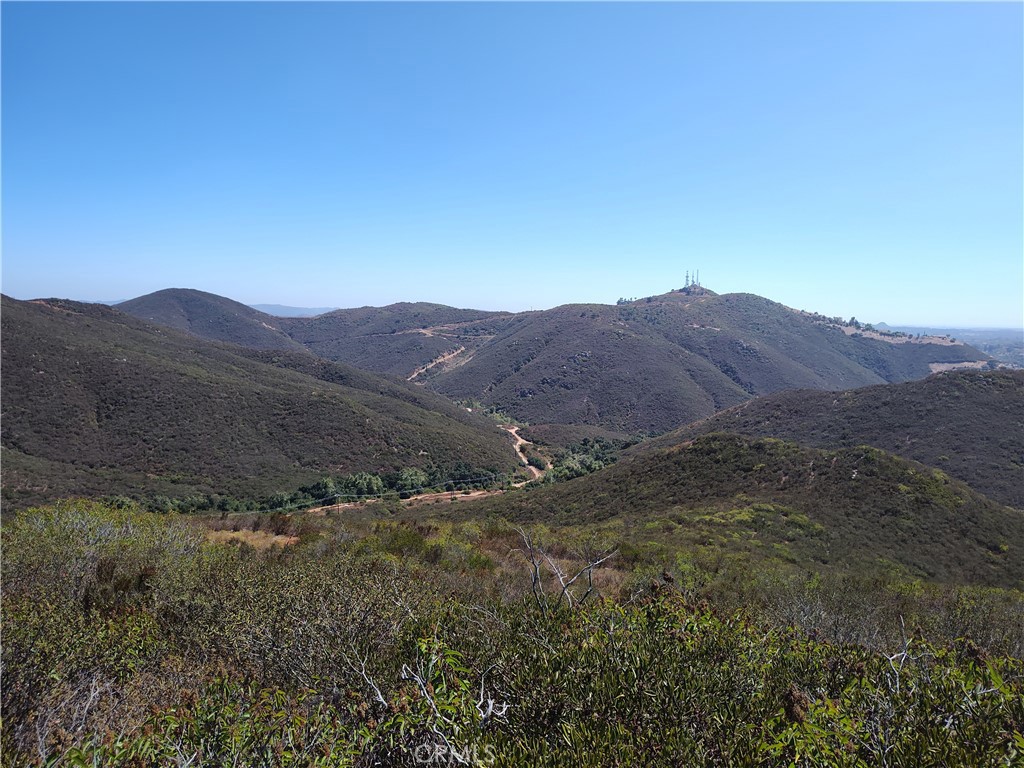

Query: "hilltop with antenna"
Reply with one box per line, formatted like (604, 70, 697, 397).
(675, 269, 712, 296)
(615, 271, 714, 306)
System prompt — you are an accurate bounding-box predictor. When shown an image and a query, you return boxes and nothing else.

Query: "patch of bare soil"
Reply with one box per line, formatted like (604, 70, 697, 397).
(839, 326, 960, 346)
(928, 361, 989, 373)
(407, 346, 467, 381)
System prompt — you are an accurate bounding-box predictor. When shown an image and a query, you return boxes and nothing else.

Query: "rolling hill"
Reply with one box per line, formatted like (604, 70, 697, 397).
(118, 289, 514, 379)
(279, 303, 513, 378)
(0, 296, 521, 507)
(648, 370, 1024, 508)
(425, 290, 991, 433)
(117, 288, 305, 351)
(454, 432, 1024, 588)
(115, 286, 992, 435)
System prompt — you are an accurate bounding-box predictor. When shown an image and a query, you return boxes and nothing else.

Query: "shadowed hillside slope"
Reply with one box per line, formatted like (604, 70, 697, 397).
(121, 290, 516, 378)
(117, 288, 305, 351)
(1, 296, 520, 507)
(650, 370, 1024, 508)
(457, 433, 1024, 588)
(279, 303, 514, 378)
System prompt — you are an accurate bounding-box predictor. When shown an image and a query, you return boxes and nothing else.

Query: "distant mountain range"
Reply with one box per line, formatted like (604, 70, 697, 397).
(1, 295, 520, 507)
(116, 287, 994, 435)
(248, 303, 339, 317)
(117, 289, 310, 352)
(104, 298, 338, 318)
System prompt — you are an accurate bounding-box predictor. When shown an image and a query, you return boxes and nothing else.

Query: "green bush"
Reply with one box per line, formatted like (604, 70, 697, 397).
(3, 502, 1022, 767)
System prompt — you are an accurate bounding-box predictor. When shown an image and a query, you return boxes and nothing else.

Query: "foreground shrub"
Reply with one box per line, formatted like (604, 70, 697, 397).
(3, 502, 1022, 766)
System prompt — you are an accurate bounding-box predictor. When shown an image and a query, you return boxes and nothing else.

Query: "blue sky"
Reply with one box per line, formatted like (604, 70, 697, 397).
(2, 2, 1021, 327)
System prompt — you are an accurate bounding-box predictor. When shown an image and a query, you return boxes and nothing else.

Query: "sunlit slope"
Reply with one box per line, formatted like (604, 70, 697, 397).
(459, 433, 1023, 587)
(280, 303, 514, 378)
(652, 370, 1024, 508)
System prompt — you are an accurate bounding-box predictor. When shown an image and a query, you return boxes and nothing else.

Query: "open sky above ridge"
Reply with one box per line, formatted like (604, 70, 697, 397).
(2, 2, 1021, 327)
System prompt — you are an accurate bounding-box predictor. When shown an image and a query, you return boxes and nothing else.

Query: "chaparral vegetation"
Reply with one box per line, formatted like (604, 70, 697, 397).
(3, 288, 1021, 768)
(3, 500, 1022, 767)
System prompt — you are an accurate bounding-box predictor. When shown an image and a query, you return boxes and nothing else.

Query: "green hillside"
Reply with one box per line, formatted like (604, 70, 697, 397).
(0, 296, 520, 507)
(427, 302, 753, 431)
(5, 500, 1022, 766)
(654, 370, 1024, 508)
(455, 433, 1024, 588)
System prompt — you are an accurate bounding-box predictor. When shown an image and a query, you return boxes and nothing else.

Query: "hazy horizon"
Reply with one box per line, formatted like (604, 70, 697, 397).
(3, 2, 1021, 327)
(3, 286, 1019, 331)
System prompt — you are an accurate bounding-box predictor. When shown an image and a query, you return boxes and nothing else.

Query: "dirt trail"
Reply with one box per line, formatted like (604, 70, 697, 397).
(304, 501, 361, 516)
(928, 360, 989, 373)
(407, 346, 466, 381)
(303, 426, 545, 515)
(403, 487, 501, 507)
(501, 425, 545, 480)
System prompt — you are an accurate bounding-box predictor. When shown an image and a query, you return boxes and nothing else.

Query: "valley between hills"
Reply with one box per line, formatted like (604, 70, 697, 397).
(3, 285, 1022, 766)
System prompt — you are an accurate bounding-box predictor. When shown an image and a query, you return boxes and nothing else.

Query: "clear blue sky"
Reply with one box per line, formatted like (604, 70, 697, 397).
(3, 2, 1021, 327)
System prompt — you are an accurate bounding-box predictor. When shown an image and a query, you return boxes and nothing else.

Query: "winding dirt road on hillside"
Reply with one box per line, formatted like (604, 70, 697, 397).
(501, 425, 545, 480)
(407, 346, 466, 381)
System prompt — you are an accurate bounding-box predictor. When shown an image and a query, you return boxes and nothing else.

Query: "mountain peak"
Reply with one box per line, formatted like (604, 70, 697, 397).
(118, 288, 306, 352)
(616, 284, 719, 306)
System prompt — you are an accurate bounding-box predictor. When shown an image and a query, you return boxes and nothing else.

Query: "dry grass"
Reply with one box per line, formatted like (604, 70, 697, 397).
(206, 529, 299, 550)
(928, 360, 990, 372)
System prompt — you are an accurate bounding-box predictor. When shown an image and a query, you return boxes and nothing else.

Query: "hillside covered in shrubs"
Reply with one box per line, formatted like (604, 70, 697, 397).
(0, 296, 521, 508)
(114, 287, 993, 435)
(3, 501, 1022, 767)
(656, 370, 1024, 508)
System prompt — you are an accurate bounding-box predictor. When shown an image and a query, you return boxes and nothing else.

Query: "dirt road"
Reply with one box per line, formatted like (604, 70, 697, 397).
(501, 425, 545, 480)
(302, 426, 545, 516)
(407, 346, 466, 381)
